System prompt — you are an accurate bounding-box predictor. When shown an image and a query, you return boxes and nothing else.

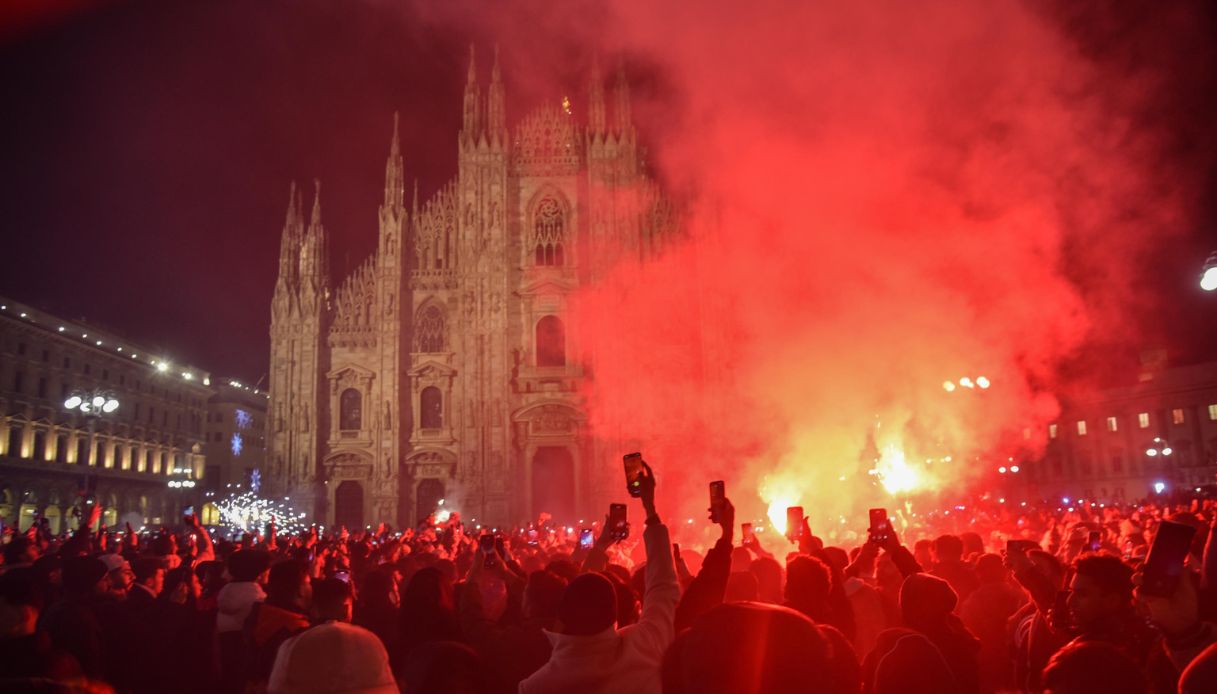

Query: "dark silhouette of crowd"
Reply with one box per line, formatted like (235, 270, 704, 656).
(3, 461, 1217, 693)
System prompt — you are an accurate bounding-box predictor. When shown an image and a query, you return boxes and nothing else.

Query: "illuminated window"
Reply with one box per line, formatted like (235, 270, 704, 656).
(1138, 412, 1150, 429)
(1106, 416, 1118, 432)
(1048, 423, 1057, 439)
(532, 197, 566, 266)
(340, 388, 362, 431)
(420, 387, 443, 429)
(1172, 408, 1185, 425)
(415, 305, 446, 353)
(1076, 421, 1087, 436)
(1209, 404, 1217, 421)
(536, 315, 566, 366)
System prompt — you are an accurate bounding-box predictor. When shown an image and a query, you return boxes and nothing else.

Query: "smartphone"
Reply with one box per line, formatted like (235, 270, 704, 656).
(709, 481, 725, 522)
(786, 506, 804, 542)
(1140, 520, 1196, 597)
(868, 508, 889, 544)
(608, 503, 629, 541)
(478, 534, 496, 554)
(1087, 530, 1102, 552)
(333, 571, 351, 584)
(579, 528, 594, 549)
(741, 522, 755, 544)
(183, 505, 194, 517)
(623, 453, 645, 497)
(526, 528, 539, 545)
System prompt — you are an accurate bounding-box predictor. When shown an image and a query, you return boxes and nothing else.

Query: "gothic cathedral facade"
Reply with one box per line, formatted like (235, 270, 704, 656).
(268, 51, 676, 529)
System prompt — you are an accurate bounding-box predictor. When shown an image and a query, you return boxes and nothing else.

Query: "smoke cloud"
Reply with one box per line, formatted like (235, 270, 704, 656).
(425, 0, 1211, 533)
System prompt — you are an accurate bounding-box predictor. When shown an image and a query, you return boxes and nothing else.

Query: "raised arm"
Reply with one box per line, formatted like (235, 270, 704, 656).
(674, 497, 735, 632)
(629, 460, 680, 653)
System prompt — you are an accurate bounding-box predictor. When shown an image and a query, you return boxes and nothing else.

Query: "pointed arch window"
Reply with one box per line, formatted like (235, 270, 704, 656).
(340, 388, 362, 431)
(536, 315, 566, 367)
(533, 197, 566, 266)
(415, 304, 446, 353)
(420, 387, 443, 429)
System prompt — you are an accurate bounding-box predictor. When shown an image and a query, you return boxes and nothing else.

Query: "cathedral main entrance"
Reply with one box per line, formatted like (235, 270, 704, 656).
(531, 446, 575, 522)
(334, 480, 364, 530)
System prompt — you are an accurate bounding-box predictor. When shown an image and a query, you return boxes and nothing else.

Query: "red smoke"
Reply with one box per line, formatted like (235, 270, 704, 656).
(427, 0, 1210, 536)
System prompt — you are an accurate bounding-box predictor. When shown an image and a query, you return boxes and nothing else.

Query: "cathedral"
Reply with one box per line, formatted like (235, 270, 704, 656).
(267, 49, 677, 529)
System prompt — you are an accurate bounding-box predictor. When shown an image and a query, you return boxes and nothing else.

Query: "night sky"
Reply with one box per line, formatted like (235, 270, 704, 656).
(1, 0, 1215, 385)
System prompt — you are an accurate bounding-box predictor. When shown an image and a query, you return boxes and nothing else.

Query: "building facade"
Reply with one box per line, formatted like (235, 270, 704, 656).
(203, 379, 269, 495)
(1024, 360, 1217, 502)
(268, 51, 677, 529)
(0, 296, 212, 532)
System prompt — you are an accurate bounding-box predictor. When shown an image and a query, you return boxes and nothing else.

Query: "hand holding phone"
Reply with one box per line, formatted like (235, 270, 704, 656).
(624, 453, 645, 497)
(868, 508, 890, 545)
(579, 528, 594, 550)
(1139, 521, 1196, 598)
(709, 481, 725, 522)
(785, 506, 804, 543)
(741, 522, 755, 545)
(608, 503, 629, 541)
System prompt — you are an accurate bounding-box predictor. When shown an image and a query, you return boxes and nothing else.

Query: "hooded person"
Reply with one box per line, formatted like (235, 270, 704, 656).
(864, 573, 980, 694)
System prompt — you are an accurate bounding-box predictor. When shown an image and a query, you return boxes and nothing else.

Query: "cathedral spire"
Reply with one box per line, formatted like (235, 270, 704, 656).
(486, 44, 506, 138)
(462, 44, 481, 138)
(412, 178, 419, 219)
(277, 180, 303, 288)
(384, 112, 404, 210)
(299, 178, 329, 299)
(613, 61, 632, 134)
(587, 53, 606, 135)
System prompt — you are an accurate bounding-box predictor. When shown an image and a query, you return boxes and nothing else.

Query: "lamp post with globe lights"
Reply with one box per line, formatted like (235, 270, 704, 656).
(62, 389, 120, 529)
(1201, 252, 1217, 292)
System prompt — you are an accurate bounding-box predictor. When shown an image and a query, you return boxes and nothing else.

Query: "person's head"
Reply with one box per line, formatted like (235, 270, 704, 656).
(749, 557, 784, 604)
(2, 536, 39, 566)
(164, 565, 199, 605)
(151, 534, 176, 557)
(312, 577, 353, 622)
(663, 602, 858, 694)
(361, 566, 400, 609)
(0, 568, 43, 637)
(227, 549, 270, 583)
(401, 566, 454, 614)
(556, 573, 616, 636)
(99, 553, 133, 597)
(523, 570, 567, 623)
(960, 532, 984, 558)
(267, 559, 312, 610)
(62, 556, 108, 596)
(725, 571, 759, 602)
(912, 539, 933, 566)
(1179, 641, 1217, 694)
(1028, 549, 1066, 590)
(730, 546, 752, 573)
(932, 535, 964, 563)
(899, 573, 957, 633)
(131, 557, 165, 596)
(1067, 554, 1133, 630)
(784, 555, 831, 607)
(973, 553, 1007, 584)
(195, 560, 226, 593)
(1042, 640, 1147, 694)
(544, 559, 578, 582)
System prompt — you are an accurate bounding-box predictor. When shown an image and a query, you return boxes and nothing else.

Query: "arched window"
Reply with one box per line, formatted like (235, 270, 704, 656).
(415, 305, 446, 353)
(533, 197, 565, 267)
(420, 387, 443, 429)
(536, 315, 565, 367)
(340, 388, 362, 431)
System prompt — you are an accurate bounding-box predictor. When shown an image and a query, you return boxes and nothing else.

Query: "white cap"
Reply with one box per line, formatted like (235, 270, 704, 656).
(268, 622, 396, 694)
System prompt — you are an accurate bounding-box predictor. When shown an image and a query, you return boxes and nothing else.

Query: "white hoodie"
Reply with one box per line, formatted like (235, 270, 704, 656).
(519, 522, 679, 694)
(216, 580, 266, 633)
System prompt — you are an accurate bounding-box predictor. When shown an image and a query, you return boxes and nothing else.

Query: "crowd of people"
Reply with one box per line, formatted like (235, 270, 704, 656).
(2, 460, 1217, 693)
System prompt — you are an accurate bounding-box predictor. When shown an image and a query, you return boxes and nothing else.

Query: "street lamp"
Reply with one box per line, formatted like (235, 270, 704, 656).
(1201, 252, 1217, 292)
(1145, 437, 1173, 458)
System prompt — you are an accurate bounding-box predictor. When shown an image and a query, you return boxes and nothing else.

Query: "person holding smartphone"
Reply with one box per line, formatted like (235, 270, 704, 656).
(673, 484, 735, 632)
(521, 455, 678, 694)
